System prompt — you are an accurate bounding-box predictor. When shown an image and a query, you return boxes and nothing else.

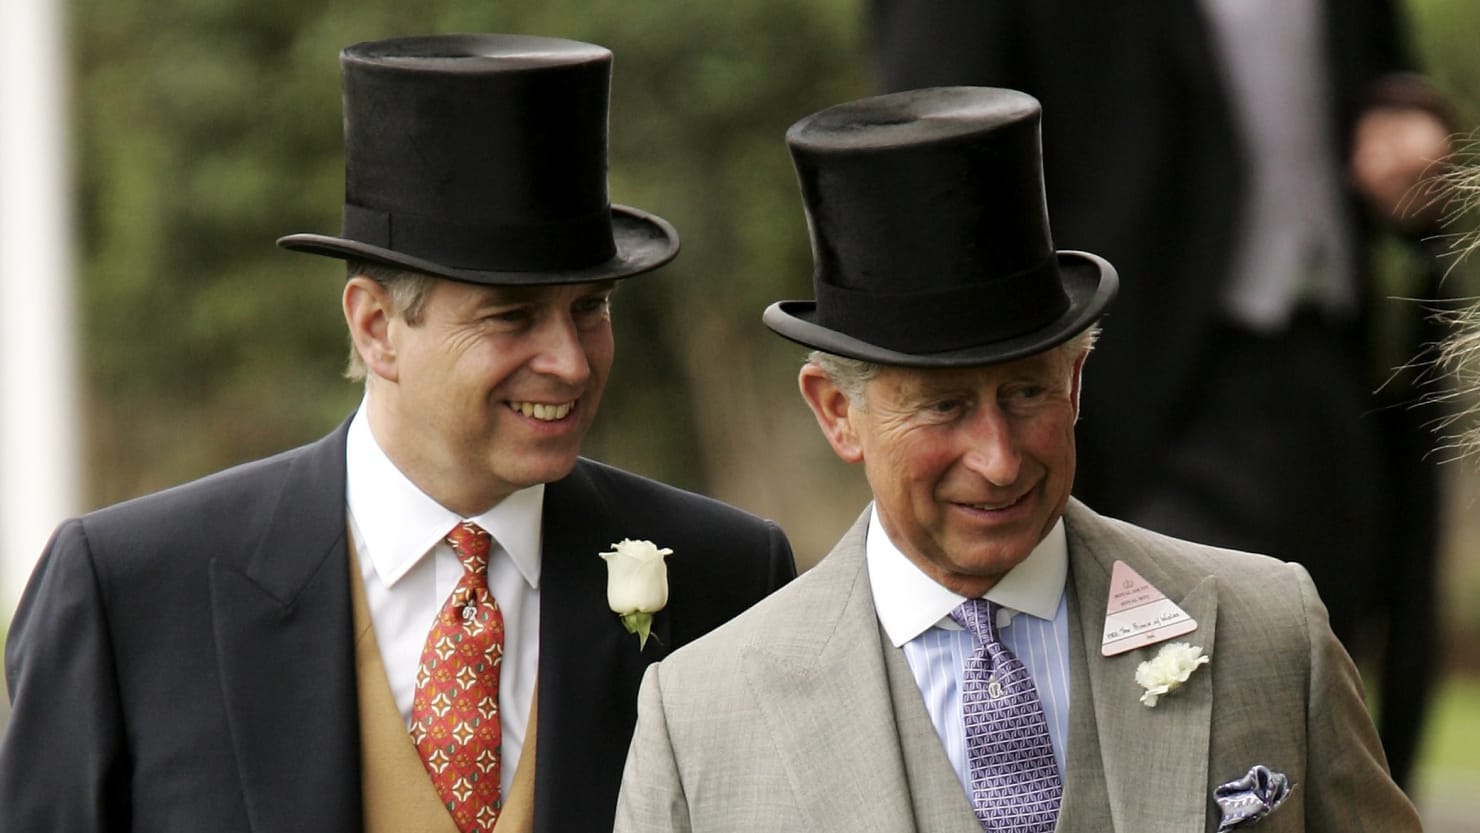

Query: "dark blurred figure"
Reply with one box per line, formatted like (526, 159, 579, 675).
(873, 0, 1453, 788)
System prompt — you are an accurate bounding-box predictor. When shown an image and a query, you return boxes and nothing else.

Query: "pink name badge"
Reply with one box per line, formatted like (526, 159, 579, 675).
(1100, 560, 1197, 656)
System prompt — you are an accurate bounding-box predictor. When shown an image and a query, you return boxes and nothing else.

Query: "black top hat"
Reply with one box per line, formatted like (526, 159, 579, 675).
(278, 34, 678, 285)
(764, 87, 1117, 366)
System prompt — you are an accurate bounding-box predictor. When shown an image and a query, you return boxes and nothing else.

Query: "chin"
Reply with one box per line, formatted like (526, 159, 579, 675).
(956, 544, 1035, 577)
(522, 454, 583, 486)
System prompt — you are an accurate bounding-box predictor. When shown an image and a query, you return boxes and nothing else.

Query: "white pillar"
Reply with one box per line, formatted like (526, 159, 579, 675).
(1, 0, 81, 626)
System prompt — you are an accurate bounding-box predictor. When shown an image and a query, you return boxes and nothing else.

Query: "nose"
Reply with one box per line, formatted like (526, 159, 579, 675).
(961, 406, 1021, 486)
(529, 313, 592, 385)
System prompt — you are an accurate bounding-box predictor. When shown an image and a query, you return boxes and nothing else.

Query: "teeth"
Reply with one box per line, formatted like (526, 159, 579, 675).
(511, 401, 573, 421)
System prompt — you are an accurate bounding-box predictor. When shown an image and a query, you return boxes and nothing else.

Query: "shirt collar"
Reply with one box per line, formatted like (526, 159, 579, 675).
(866, 502, 1067, 648)
(345, 403, 544, 590)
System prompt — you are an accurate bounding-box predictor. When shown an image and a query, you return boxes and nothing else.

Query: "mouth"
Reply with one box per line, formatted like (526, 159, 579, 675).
(958, 490, 1031, 513)
(507, 400, 576, 422)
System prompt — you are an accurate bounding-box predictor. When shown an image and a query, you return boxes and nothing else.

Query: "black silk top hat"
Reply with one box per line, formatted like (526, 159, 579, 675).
(763, 86, 1118, 366)
(278, 34, 678, 285)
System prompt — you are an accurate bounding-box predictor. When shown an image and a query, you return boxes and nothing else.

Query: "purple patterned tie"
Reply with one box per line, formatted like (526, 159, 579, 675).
(951, 599, 1062, 833)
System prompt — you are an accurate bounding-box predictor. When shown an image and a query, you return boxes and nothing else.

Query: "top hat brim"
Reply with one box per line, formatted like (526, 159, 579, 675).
(763, 250, 1117, 367)
(276, 204, 678, 286)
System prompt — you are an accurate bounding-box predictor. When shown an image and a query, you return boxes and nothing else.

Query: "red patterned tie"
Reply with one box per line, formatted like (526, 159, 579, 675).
(411, 522, 504, 832)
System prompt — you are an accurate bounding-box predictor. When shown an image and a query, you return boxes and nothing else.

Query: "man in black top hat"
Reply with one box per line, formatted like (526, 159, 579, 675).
(615, 87, 1416, 832)
(0, 34, 794, 833)
(870, 1, 1454, 789)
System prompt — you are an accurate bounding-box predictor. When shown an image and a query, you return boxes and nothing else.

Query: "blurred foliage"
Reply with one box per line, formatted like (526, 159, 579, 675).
(1413, 0, 1480, 129)
(63, 0, 1480, 564)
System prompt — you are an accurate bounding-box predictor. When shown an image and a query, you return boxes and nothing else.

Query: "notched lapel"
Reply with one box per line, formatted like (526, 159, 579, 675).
(211, 426, 361, 833)
(880, 622, 983, 833)
(1077, 562, 1220, 833)
(533, 463, 668, 833)
(1063, 503, 1222, 833)
(740, 525, 919, 833)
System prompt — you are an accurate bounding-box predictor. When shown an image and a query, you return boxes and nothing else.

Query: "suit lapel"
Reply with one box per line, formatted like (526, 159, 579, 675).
(1063, 501, 1218, 833)
(741, 512, 922, 833)
(211, 421, 361, 832)
(532, 461, 665, 833)
(880, 619, 984, 833)
(1054, 576, 1111, 832)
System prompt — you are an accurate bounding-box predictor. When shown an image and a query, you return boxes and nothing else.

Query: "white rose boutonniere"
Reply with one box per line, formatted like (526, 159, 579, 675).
(600, 539, 672, 649)
(1135, 641, 1210, 707)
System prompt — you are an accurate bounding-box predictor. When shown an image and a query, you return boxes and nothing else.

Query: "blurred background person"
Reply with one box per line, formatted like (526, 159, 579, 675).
(872, 0, 1455, 788)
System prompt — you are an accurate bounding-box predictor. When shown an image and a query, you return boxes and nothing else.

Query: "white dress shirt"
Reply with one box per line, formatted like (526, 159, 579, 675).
(1202, 0, 1356, 329)
(867, 504, 1072, 790)
(345, 404, 542, 799)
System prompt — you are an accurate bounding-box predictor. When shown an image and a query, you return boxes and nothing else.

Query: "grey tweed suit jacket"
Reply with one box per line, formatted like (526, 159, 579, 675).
(615, 499, 1419, 832)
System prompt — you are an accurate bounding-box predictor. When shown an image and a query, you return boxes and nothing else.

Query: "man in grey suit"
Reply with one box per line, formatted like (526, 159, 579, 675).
(614, 87, 1419, 832)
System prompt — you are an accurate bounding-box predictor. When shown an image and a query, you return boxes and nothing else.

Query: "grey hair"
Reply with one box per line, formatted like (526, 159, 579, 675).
(1438, 132, 1480, 267)
(344, 260, 438, 381)
(1420, 135, 1480, 460)
(805, 325, 1101, 406)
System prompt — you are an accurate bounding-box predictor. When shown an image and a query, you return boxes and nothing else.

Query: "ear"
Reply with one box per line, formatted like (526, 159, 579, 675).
(343, 276, 399, 382)
(798, 364, 864, 463)
(1068, 349, 1089, 415)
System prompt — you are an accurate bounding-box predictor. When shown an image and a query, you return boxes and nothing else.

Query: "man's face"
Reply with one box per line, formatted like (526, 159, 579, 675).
(369, 277, 615, 515)
(803, 347, 1085, 597)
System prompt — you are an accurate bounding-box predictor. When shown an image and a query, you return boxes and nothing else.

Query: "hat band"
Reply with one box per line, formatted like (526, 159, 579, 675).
(814, 258, 1070, 354)
(343, 203, 617, 271)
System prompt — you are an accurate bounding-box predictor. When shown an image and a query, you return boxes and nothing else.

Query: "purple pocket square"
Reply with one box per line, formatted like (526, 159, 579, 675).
(1214, 765, 1293, 831)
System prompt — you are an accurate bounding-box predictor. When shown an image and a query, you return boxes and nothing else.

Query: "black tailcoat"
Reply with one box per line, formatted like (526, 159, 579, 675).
(0, 418, 795, 832)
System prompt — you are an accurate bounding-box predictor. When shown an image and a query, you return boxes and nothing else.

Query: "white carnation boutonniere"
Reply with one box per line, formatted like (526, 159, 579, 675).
(600, 539, 672, 650)
(1135, 641, 1210, 707)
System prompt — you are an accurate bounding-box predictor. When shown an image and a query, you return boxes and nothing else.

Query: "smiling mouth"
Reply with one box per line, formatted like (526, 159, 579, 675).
(963, 492, 1029, 512)
(508, 400, 575, 421)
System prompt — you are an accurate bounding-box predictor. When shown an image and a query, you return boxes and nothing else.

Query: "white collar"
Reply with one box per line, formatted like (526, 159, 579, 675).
(345, 403, 543, 590)
(867, 502, 1067, 648)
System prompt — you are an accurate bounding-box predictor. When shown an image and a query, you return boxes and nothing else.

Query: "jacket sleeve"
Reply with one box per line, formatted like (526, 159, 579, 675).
(1294, 564, 1422, 832)
(1, 519, 130, 832)
(614, 663, 692, 833)
(765, 521, 798, 591)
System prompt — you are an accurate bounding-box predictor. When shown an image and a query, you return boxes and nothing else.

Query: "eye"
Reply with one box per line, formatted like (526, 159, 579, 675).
(485, 307, 533, 326)
(1001, 381, 1057, 412)
(927, 398, 964, 416)
(571, 293, 613, 326)
(573, 294, 611, 315)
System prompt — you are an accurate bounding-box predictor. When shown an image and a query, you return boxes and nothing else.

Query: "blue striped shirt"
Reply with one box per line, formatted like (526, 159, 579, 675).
(866, 505, 1072, 791)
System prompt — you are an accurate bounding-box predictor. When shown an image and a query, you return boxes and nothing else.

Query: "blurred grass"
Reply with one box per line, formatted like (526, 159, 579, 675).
(1419, 675, 1480, 775)
(1415, 674, 1480, 831)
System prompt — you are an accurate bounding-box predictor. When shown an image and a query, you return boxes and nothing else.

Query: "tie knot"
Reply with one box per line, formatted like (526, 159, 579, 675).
(446, 521, 492, 575)
(950, 598, 1001, 645)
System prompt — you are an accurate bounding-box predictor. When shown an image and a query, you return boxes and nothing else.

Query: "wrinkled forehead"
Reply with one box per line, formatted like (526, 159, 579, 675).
(452, 277, 618, 304)
(875, 346, 1076, 392)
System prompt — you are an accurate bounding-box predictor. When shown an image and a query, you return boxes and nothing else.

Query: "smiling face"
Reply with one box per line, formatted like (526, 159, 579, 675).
(348, 275, 616, 515)
(800, 345, 1086, 597)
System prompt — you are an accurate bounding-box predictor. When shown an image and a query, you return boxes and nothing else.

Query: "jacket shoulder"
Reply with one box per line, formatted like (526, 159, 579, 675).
(563, 458, 795, 563)
(1065, 500, 1321, 631)
(567, 458, 777, 528)
(55, 426, 346, 580)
